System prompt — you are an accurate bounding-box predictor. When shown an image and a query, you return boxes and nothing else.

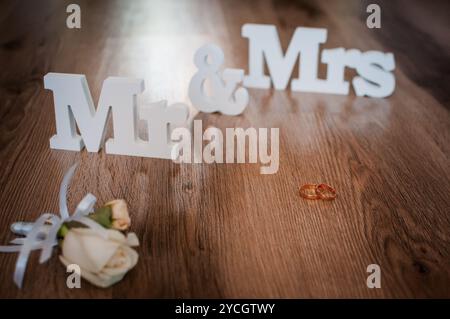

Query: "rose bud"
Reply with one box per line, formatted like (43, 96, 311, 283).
(59, 228, 139, 288)
(105, 199, 131, 231)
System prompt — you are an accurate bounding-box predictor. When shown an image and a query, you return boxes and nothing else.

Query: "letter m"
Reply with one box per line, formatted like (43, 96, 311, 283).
(44, 73, 143, 152)
(242, 24, 327, 91)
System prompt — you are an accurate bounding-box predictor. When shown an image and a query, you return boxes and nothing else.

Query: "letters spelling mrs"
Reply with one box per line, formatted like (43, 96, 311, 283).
(44, 24, 395, 160)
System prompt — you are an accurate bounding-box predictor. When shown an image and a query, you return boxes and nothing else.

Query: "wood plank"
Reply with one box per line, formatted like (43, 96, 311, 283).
(0, 0, 449, 298)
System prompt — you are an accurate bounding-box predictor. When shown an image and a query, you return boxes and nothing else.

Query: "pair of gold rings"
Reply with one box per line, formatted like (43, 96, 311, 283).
(299, 183, 336, 201)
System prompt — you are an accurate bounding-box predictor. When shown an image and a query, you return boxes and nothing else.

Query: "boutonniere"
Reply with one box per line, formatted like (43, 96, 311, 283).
(0, 164, 139, 288)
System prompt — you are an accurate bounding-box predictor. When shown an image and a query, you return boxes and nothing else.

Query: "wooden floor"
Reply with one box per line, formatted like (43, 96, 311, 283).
(0, 0, 449, 298)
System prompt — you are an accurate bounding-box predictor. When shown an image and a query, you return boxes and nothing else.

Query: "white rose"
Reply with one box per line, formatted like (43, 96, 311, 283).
(106, 199, 131, 231)
(59, 227, 139, 288)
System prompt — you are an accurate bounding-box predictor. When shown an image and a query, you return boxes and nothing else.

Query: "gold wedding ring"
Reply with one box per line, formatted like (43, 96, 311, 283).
(299, 183, 336, 201)
(299, 184, 320, 200)
(316, 183, 337, 200)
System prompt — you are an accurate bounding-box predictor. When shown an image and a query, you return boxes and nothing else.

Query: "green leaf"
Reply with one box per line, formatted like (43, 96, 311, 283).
(57, 224, 69, 238)
(89, 206, 113, 229)
(57, 221, 85, 238)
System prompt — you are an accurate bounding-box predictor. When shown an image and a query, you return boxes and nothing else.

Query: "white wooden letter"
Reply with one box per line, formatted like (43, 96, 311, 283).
(243, 24, 347, 94)
(44, 73, 144, 153)
(189, 44, 249, 115)
(138, 100, 189, 159)
(352, 51, 396, 98)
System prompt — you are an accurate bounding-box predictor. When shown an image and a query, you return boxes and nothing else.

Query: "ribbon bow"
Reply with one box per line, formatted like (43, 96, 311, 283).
(0, 163, 108, 288)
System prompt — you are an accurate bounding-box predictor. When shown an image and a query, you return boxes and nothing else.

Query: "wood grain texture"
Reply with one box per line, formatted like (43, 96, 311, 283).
(0, 0, 449, 298)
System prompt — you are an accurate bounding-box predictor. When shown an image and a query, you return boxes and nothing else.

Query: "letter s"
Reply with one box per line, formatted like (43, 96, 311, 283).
(353, 51, 395, 98)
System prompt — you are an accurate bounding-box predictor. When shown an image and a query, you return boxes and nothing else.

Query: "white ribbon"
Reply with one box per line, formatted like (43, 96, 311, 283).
(0, 163, 102, 288)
